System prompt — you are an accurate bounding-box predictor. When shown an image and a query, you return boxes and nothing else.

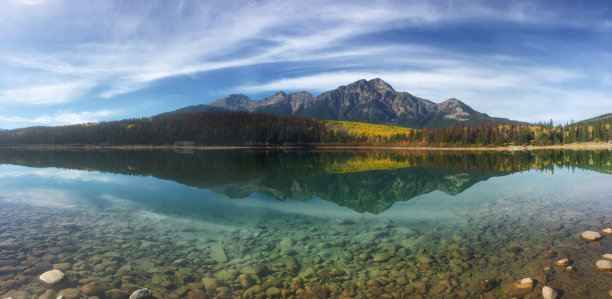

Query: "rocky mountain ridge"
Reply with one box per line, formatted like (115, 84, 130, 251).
(164, 78, 517, 128)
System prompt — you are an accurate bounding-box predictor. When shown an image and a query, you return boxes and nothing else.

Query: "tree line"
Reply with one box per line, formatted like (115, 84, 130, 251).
(0, 111, 610, 147)
(0, 112, 339, 146)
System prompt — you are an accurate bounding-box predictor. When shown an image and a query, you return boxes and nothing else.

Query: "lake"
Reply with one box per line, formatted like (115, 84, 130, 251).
(1, 149, 612, 298)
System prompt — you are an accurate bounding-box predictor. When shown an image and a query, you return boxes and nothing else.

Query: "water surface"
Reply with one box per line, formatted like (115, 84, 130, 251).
(1, 149, 611, 298)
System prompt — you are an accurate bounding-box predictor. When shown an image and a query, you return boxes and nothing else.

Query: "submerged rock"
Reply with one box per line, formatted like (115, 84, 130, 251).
(479, 279, 494, 293)
(57, 288, 79, 299)
(82, 280, 107, 296)
(554, 259, 570, 267)
(580, 231, 603, 242)
(201, 278, 219, 292)
(506, 278, 534, 297)
(600, 254, 612, 261)
(128, 289, 152, 299)
(105, 289, 129, 299)
(39, 270, 66, 287)
(595, 260, 612, 273)
(602, 227, 612, 236)
(38, 289, 57, 299)
(210, 243, 228, 263)
(53, 263, 72, 272)
(372, 252, 390, 263)
(542, 286, 558, 299)
(238, 274, 252, 289)
(187, 289, 207, 299)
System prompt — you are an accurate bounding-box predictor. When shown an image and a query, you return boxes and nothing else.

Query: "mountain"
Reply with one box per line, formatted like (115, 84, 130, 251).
(164, 78, 517, 128)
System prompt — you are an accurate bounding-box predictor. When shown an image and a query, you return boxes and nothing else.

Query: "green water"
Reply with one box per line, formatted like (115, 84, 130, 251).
(1, 149, 611, 298)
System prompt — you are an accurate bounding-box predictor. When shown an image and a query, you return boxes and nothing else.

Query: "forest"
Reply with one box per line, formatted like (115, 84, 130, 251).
(0, 111, 610, 147)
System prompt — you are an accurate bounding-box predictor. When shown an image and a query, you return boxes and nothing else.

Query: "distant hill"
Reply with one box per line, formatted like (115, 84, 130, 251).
(162, 78, 518, 129)
(576, 113, 612, 124)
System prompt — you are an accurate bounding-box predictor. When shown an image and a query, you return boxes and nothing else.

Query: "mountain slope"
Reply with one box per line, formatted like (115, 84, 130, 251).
(165, 78, 517, 129)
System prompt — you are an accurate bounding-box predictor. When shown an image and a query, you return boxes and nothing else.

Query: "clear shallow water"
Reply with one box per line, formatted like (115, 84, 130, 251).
(1, 149, 612, 298)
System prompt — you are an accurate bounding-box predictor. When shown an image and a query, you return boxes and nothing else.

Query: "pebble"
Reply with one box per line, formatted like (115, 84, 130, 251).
(478, 279, 494, 293)
(53, 263, 72, 272)
(128, 289, 152, 299)
(39, 270, 66, 287)
(372, 253, 389, 263)
(105, 289, 129, 299)
(210, 243, 228, 263)
(82, 281, 107, 296)
(506, 278, 534, 297)
(38, 289, 56, 299)
(58, 288, 79, 299)
(595, 260, 612, 273)
(542, 286, 558, 299)
(238, 274, 252, 289)
(602, 227, 612, 236)
(201, 278, 219, 292)
(187, 290, 207, 299)
(601, 254, 612, 261)
(265, 287, 281, 297)
(554, 258, 570, 267)
(580, 231, 603, 242)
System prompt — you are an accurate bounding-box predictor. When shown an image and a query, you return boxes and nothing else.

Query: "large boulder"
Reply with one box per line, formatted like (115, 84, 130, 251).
(39, 270, 66, 287)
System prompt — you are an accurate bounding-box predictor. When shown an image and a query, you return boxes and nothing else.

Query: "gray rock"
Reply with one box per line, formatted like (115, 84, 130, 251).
(128, 289, 152, 299)
(39, 270, 66, 287)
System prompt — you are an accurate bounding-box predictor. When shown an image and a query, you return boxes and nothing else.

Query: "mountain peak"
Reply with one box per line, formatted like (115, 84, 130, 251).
(347, 78, 395, 93)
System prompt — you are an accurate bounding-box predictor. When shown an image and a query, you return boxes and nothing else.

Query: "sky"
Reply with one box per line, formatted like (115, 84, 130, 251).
(0, 0, 611, 129)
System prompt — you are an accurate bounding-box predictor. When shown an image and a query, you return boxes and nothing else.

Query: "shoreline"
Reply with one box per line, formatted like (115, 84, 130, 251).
(0, 142, 610, 151)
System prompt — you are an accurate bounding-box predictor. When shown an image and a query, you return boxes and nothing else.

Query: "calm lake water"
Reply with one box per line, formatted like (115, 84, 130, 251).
(1, 149, 612, 298)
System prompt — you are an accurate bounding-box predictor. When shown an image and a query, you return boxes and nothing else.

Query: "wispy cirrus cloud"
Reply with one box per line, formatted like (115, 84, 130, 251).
(1, 0, 603, 103)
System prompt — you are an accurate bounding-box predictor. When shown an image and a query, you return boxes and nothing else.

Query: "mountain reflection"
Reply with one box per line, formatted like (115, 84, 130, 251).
(0, 149, 610, 213)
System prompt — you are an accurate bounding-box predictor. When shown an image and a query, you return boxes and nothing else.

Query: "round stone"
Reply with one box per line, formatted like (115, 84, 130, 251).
(506, 278, 534, 297)
(542, 286, 558, 299)
(105, 289, 129, 299)
(519, 278, 533, 288)
(39, 270, 66, 287)
(129, 289, 152, 299)
(82, 280, 107, 296)
(372, 253, 390, 263)
(581, 231, 603, 242)
(602, 227, 612, 236)
(596, 260, 612, 273)
(601, 254, 612, 261)
(554, 258, 570, 267)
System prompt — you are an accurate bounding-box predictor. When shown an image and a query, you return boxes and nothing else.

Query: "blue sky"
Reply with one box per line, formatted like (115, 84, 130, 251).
(0, 0, 611, 129)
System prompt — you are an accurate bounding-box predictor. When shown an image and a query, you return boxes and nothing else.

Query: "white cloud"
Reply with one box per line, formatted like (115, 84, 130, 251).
(0, 81, 96, 105)
(0, 109, 115, 126)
